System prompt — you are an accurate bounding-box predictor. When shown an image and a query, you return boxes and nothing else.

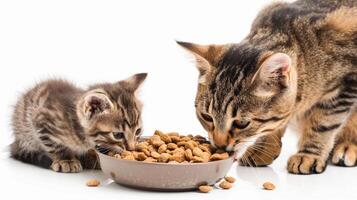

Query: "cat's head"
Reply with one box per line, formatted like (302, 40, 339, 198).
(76, 73, 147, 152)
(178, 41, 297, 151)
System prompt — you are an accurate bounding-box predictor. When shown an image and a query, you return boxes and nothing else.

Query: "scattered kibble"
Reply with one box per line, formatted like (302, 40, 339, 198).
(219, 181, 232, 189)
(263, 182, 276, 190)
(86, 179, 100, 187)
(224, 176, 236, 183)
(198, 185, 213, 193)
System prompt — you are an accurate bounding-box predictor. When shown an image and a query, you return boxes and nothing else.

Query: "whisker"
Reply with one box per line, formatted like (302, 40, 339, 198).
(250, 145, 276, 158)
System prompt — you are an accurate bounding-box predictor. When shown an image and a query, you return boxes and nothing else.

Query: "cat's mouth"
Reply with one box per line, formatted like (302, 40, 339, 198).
(95, 143, 124, 155)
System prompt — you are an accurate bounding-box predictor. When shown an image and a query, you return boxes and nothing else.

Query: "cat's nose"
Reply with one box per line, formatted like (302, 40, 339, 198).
(126, 142, 136, 151)
(125, 139, 136, 151)
(212, 131, 229, 149)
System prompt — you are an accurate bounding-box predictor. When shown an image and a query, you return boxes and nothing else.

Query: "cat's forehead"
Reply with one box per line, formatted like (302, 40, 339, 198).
(94, 110, 139, 131)
(100, 87, 140, 127)
(215, 44, 262, 85)
(209, 44, 262, 112)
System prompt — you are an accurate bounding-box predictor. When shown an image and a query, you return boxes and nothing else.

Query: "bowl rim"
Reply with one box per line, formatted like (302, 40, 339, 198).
(96, 150, 236, 166)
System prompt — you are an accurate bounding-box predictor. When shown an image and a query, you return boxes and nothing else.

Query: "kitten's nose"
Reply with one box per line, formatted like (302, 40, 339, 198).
(212, 131, 229, 149)
(126, 141, 136, 151)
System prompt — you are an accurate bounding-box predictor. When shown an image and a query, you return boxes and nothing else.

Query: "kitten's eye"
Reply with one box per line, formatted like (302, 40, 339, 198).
(113, 132, 124, 140)
(135, 128, 142, 136)
(232, 120, 250, 130)
(201, 113, 213, 122)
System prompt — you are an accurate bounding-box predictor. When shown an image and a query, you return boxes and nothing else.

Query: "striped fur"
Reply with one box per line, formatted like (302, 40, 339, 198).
(11, 73, 147, 173)
(178, 0, 357, 173)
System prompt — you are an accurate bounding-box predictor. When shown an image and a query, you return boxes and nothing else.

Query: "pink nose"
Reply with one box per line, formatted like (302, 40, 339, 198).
(213, 131, 229, 148)
(126, 140, 136, 151)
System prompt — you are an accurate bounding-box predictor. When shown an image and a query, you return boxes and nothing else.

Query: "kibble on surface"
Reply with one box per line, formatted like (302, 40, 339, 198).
(86, 179, 100, 187)
(219, 181, 232, 189)
(263, 182, 276, 190)
(224, 176, 236, 183)
(198, 185, 213, 193)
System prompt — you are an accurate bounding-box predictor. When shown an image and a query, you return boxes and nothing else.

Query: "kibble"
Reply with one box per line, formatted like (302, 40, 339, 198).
(224, 176, 236, 183)
(184, 149, 194, 160)
(86, 179, 100, 187)
(219, 181, 232, 189)
(123, 154, 135, 160)
(158, 153, 171, 163)
(143, 157, 157, 163)
(158, 144, 167, 153)
(109, 131, 231, 164)
(136, 142, 148, 151)
(263, 182, 275, 190)
(137, 152, 147, 161)
(151, 151, 161, 159)
(167, 143, 178, 150)
(210, 152, 229, 161)
(198, 185, 213, 193)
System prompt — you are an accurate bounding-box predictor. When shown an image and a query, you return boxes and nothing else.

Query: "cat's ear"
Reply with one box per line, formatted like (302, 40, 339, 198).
(82, 91, 114, 120)
(177, 41, 225, 84)
(252, 53, 291, 96)
(120, 73, 148, 93)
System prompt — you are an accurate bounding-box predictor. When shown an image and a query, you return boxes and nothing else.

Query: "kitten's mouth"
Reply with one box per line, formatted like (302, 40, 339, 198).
(95, 143, 124, 154)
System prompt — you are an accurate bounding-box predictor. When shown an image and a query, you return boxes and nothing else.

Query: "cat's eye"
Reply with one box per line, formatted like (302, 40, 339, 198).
(201, 113, 213, 122)
(113, 132, 124, 140)
(232, 120, 250, 130)
(135, 128, 142, 136)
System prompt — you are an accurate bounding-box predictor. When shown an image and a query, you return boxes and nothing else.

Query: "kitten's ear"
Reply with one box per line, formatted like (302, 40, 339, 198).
(120, 73, 148, 93)
(82, 91, 114, 120)
(253, 53, 291, 96)
(177, 41, 225, 84)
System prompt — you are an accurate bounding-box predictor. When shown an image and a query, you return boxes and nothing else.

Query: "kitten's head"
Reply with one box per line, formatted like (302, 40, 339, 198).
(178, 41, 297, 151)
(76, 73, 147, 152)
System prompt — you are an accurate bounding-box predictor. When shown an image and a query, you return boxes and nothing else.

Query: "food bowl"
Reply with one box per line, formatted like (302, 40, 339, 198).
(96, 150, 235, 191)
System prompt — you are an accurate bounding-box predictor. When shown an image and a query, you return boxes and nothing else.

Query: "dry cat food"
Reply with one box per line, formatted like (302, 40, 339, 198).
(198, 176, 235, 193)
(109, 130, 230, 163)
(219, 181, 232, 189)
(198, 185, 213, 193)
(86, 179, 100, 187)
(263, 182, 276, 190)
(224, 176, 236, 183)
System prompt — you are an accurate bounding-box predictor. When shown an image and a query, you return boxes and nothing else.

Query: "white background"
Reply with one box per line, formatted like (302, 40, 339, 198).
(0, 0, 356, 199)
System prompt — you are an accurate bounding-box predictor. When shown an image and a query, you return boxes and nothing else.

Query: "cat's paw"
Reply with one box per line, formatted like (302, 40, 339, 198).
(287, 153, 327, 174)
(51, 159, 83, 173)
(331, 142, 357, 167)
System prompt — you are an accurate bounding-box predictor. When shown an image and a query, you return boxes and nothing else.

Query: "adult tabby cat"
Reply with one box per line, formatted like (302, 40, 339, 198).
(11, 73, 147, 173)
(178, 0, 357, 174)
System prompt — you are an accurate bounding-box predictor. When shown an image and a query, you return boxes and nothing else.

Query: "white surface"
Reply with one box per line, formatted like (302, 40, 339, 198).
(0, 0, 356, 199)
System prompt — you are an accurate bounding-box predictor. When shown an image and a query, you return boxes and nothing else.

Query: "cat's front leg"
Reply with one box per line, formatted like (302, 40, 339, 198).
(39, 134, 83, 173)
(332, 109, 357, 167)
(43, 141, 83, 173)
(34, 111, 83, 173)
(288, 101, 353, 174)
(239, 127, 285, 167)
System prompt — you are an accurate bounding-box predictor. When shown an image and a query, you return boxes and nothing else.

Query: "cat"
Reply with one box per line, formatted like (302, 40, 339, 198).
(11, 73, 147, 173)
(178, 0, 357, 174)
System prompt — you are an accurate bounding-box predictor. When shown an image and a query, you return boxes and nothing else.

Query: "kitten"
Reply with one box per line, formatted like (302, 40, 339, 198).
(178, 0, 357, 174)
(11, 73, 147, 173)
